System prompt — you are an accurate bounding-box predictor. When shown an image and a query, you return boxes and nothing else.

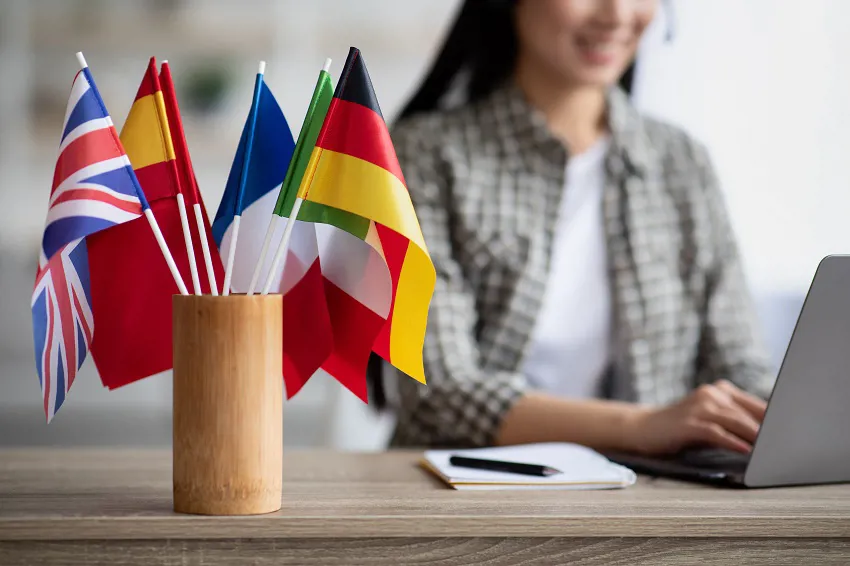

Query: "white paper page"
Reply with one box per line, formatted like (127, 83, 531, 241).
(451, 482, 629, 491)
(424, 442, 636, 488)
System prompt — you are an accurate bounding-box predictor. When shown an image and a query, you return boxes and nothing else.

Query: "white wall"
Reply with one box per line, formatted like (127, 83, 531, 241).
(634, 0, 850, 296)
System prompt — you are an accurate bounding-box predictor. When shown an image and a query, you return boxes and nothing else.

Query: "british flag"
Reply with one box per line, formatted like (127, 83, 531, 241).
(32, 58, 146, 421)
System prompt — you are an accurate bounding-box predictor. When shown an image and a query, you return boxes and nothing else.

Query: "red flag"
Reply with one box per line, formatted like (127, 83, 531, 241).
(159, 61, 224, 296)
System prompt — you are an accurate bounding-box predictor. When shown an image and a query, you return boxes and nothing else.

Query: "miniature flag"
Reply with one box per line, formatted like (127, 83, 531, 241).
(256, 64, 335, 397)
(212, 66, 333, 397)
(212, 69, 295, 293)
(159, 61, 224, 297)
(32, 56, 146, 421)
(86, 57, 215, 390)
(298, 47, 436, 401)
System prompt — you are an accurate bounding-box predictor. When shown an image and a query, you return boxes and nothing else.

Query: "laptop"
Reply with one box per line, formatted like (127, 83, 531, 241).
(606, 255, 850, 488)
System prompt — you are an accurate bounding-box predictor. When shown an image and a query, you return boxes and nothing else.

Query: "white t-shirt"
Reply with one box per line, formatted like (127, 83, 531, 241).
(520, 137, 612, 398)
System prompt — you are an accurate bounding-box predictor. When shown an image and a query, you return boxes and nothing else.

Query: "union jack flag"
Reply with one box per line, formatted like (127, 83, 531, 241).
(32, 59, 146, 422)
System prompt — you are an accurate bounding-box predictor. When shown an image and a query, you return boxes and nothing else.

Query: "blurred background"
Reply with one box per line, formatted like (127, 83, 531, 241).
(1, 0, 848, 449)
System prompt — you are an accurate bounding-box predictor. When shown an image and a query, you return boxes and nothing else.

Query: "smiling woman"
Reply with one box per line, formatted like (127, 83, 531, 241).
(513, 0, 653, 99)
(377, 0, 776, 455)
(396, 0, 641, 122)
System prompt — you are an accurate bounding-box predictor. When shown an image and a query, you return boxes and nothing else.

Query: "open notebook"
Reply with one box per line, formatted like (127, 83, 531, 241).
(421, 442, 637, 490)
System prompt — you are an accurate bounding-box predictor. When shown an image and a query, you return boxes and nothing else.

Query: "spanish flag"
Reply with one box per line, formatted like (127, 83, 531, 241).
(87, 57, 221, 389)
(296, 47, 436, 400)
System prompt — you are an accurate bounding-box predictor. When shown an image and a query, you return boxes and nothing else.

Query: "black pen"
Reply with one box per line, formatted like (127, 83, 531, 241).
(448, 455, 561, 477)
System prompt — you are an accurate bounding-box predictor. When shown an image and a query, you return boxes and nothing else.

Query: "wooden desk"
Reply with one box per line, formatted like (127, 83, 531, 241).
(1, 449, 849, 565)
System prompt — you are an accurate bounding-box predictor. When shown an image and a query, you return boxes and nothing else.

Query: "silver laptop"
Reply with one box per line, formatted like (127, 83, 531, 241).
(607, 255, 850, 487)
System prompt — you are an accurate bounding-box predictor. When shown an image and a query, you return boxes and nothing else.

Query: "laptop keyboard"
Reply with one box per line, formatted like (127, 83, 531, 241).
(677, 448, 751, 471)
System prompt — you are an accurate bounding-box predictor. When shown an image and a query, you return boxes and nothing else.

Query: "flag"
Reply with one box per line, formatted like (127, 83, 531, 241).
(262, 65, 335, 398)
(32, 58, 145, 421)
(212, 71, 295, 292)
(297, 47, 436, 401)
(213, 66, 333, 398)
(86, 56, 216, 390)
(159, 61, 224, 296)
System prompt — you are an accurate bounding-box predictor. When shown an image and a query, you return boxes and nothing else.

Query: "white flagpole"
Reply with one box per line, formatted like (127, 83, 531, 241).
(144, 209, 190, 296)
(246, 215, 280, 295)
(176, 194, 202, 295)
(222, 215, 240, 296)
(261, 197, 303, 295)
(194, 203, 219, 295)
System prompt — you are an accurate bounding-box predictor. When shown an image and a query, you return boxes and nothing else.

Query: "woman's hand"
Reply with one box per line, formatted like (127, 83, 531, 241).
(626, 380, 768, 456)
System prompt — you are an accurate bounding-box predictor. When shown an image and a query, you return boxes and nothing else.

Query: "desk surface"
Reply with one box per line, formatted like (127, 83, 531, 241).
(2, 449, 849, 565)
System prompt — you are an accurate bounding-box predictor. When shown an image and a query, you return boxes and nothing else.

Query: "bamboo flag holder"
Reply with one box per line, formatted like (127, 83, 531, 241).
(172, 294, 283, 515)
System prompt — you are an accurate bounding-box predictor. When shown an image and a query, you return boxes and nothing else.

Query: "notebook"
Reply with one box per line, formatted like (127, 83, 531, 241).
(421, 442, 637, 490)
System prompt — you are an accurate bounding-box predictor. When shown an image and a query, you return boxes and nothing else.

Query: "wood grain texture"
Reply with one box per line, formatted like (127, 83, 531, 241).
(2, 538, 849, 565)
(1, 448, 849, 566)
(171, 295, 283, 515)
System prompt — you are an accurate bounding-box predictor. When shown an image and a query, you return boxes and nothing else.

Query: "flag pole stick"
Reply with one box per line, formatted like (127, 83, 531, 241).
(246, 215, 280, 295)
(176, 194, 202, 294)
(76, 51, 189, 296)
(194, 203, 219, 295)
(144, 209, 190, 296)
(223, 60, 265, 296)
(261, 197, 303, 295)
(162, 60, 202, 295)
(221, 215, 240, 296)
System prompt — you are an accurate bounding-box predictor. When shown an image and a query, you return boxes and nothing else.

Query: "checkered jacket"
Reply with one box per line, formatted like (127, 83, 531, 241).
(385, 82, 775, 448)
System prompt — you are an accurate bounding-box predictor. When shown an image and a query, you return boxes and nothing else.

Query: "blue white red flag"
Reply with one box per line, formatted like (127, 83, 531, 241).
(211, 72, 295, 293)
(32, 57, 147, 422)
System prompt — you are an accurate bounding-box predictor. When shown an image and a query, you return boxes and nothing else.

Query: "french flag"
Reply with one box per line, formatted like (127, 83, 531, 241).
(212, 68, 295, 293)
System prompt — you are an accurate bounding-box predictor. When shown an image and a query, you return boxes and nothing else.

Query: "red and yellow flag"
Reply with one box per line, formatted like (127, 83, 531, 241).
(296, 47, 435, 399)
(88, 57, 220, 389)
(118, 60, 180, 200)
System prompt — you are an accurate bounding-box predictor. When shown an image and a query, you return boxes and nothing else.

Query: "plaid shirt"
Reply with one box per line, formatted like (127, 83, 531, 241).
(386, 82, 775, 448)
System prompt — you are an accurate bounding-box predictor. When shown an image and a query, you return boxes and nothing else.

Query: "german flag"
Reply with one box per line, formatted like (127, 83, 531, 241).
(87, 57, 220, 389)
(297, 47, 435, 400)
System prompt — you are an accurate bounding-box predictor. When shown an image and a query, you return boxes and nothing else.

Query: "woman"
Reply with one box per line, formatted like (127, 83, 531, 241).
(383, 0, 775, 455)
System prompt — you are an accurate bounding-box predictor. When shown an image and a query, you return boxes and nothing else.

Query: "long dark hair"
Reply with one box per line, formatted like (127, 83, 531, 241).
(396, 0, 639, 123)
(367, 0, 664, 408)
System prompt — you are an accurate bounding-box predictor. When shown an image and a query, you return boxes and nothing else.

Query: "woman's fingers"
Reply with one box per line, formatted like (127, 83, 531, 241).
(693, 422, 751, 454)
(707, 407, 760, 444)
(685, 382, 762, 452)
(640, 382, 767, 456)
(715, 380, 768, 421)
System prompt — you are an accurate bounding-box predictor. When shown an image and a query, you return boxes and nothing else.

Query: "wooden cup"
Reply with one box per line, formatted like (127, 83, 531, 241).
(172, 294, 283, 515)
